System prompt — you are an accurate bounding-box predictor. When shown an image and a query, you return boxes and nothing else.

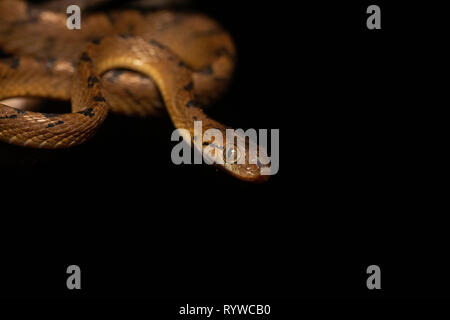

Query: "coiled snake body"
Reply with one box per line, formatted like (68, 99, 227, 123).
(0, 0, 269, 182)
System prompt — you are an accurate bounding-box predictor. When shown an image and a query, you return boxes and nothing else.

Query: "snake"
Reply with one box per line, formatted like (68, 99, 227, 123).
(0, 0, 271, 182)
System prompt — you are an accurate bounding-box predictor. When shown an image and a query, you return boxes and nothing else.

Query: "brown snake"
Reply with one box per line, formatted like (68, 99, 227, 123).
(0, 0, 270, 182)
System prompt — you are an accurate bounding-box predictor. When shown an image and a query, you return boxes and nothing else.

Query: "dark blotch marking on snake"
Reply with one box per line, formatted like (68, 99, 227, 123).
(91, 38, 102, 45)
(13, 108, 25, 114)
(11, 57, 20, 69)
(184, 81, 194, 91)
(26, 4, 39, 21)
(150, 39, 166, 49)
(0, 114, 18, 119)
(1, 57, 21, 70)
(104, 12, 116, 26)
(45, 57, 57, 71)
(87, 76, 99, 88)
(119, 34, 133, 39)
(47, 120, 64, 128)
(77, 108, 95, 117)
(199, 65, 213, 75)
(43, 113, 60, 118)
(210, 142, 223, 150)
(80, 52, 92, 62)
(186, 100, 201, 108)
(93, 95, 106, 102)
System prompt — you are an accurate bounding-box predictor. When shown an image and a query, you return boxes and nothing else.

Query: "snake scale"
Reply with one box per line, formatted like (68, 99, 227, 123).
(0, 0, 271, 182)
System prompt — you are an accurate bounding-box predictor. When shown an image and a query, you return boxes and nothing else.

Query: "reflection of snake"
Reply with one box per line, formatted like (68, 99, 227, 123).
(0, 0, 269, 182)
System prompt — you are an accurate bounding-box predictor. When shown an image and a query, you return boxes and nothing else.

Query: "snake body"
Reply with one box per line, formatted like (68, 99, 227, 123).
(0, 0, 270, 182)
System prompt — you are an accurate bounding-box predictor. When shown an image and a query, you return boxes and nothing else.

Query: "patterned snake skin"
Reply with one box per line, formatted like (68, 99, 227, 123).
(0, 0, 270, 182)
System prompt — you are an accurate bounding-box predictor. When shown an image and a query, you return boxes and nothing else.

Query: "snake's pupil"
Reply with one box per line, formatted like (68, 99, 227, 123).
(226, 146, 238, 163)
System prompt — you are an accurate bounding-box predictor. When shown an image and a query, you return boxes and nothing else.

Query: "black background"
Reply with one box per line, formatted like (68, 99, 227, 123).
(0, 0, 447, 304)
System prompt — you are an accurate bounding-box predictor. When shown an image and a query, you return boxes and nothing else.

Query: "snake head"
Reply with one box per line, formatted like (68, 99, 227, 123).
(201, 129, 272, 183)
(223, 141, 271, 183)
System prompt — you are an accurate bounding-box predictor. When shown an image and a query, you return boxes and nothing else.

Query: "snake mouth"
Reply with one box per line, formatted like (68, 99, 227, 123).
(229, 163, 271, 183)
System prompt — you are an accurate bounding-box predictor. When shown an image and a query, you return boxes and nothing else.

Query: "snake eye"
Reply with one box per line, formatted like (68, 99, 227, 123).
(224, 144, 242, 164)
